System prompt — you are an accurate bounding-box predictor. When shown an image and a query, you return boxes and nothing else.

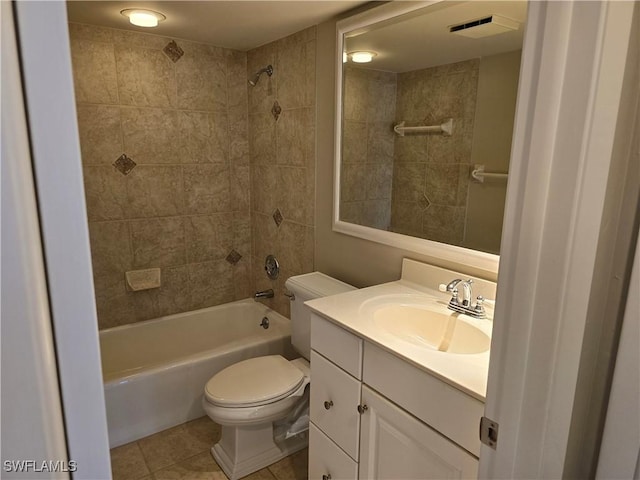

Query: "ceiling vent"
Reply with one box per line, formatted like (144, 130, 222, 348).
(449, 15, 520, 38)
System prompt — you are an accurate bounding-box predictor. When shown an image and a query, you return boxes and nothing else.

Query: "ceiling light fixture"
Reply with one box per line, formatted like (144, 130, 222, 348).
(349, 51, 377, 63)
(120, 9, 166, 28)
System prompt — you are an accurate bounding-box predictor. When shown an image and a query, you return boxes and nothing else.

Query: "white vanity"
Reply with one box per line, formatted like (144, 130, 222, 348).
(306, 259, 496, 479)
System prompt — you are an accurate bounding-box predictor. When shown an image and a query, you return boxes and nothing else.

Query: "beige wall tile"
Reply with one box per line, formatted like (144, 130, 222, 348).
(276, 30, 315, 109)
(276, 108, 314, 167)
(233, 258, 254, 301)
(111, 29, 171, 50)
(88, 221, 133, 275)
(183, 164, 231, 214)
(340, 164, 367, 203)
(77, 105, 123, 166)
(155, 265, 192, 319)
(229, 106, 249, 165)
(390, 200, 423, 235)
(126, 166, 183, 218)
(342, 120, 367, 165)
(363, 200, 391, 230)
(176, 42, 227, 111)
(366, 163, 393, 200)
(425, 163, 464, 205)
(277, 166, 313, 225)
(422, 204, 465, 244)
(278, 221, 313, 274)
(252, 213, 279, 263)
(247, 43, 277, 112)
(70, 40, 119, 104)
(251, 165, 278, 215)
(115, 45, 176, 108)
(184, 214, 233, 263)
(189, 260, 235, 309)
(177, 111, 229, 164)
(83, 166, 128, 221)
(231, 165, 251, 212)
(249, 112, 276, 165)
(392, 163, 426, 203)
(121, 107, 179, 164)
(68, 23, 113, 43)
(130, 217, 185, 268)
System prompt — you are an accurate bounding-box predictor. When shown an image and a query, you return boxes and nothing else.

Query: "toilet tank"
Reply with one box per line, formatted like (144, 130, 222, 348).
(284, 272, 355, 360)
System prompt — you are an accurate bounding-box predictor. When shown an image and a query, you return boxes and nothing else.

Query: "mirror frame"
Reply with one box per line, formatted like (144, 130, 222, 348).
(333, 0, 503, 275)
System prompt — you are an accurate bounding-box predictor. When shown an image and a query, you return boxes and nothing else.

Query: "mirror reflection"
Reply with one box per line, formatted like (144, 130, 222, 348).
(339, 1, 527, 255)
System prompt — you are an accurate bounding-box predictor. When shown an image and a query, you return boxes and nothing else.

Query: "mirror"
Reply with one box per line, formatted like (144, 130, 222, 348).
(334, 1, 527, 271)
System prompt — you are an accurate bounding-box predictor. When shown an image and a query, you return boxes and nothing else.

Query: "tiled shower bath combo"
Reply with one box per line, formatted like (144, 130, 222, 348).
(69, 22, 316, 478)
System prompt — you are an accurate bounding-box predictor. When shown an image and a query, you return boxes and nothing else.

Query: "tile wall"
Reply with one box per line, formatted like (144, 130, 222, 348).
(247, 27, 317, 317)
(391, 59, 479, 244)
(69, 23, 252, 329)
(340, 65, 397, 230)
(70, 23, 317, 327)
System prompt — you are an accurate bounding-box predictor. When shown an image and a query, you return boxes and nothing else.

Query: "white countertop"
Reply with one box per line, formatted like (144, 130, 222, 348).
(306, 279, 492, 402)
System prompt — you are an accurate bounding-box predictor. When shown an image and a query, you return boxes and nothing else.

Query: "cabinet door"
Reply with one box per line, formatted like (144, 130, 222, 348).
(310, 350, 361, 460)
(359, 386, 478, 480)
(309, 423, 358, 480)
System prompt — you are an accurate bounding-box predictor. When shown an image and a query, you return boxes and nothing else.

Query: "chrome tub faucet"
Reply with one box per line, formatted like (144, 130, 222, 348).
(254, 289, 274, 299)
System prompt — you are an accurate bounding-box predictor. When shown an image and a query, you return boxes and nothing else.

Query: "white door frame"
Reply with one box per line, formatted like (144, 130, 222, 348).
(13, 2, 112, 478)
(596, 233, 640, 479)
(480, 1, 638, 478)
(1, 2, 69, 476)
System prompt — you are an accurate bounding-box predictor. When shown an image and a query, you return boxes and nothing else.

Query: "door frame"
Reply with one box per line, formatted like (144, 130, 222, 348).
(480, 1, 638, 478)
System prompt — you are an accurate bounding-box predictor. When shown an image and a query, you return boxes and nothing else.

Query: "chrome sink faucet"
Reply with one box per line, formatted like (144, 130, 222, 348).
(445, 279, 486, 318)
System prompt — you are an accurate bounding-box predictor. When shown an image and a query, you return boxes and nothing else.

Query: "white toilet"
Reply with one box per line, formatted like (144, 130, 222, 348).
(202, 272, 355, 480)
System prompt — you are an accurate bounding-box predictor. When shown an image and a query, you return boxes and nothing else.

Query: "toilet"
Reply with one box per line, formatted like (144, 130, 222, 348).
(202, 272, 355, 480)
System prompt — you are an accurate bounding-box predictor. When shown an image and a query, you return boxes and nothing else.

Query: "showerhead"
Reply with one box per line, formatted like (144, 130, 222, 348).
(248, 65, 273, 86)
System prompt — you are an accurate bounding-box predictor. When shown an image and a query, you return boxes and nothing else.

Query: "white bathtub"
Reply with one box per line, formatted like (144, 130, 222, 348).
(100, 299, 295, 448)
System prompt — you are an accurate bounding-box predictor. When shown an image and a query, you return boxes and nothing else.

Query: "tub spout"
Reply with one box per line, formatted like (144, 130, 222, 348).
(254, 289, 274, 299)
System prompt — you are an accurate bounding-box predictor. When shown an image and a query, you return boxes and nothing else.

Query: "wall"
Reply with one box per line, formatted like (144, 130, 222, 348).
(69, 24, 252, 328)
(464, 50, 521, 254)
(340, 65, 396, 230)
(391, 59, 478, 244)
(247, 27, 317, 317)
(316, 19, 498, 287)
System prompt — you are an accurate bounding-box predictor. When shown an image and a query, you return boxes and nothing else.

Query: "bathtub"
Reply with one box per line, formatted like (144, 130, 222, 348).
(100, 299, 295, 448)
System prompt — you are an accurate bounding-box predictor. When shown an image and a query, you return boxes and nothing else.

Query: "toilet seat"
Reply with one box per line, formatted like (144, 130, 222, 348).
(205, 355, 304, 408)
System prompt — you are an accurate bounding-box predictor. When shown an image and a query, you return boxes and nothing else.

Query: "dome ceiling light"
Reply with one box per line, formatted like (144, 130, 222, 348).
(349, 51, 378, 63)
(120, 9, 166, 28)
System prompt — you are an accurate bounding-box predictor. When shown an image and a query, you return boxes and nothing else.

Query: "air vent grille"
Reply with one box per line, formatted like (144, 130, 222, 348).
(450, 16, 494, 33)
(449, 14, 520, 39)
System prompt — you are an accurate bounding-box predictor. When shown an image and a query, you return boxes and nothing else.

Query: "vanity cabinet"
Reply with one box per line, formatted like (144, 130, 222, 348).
(359, 386, 478, 479)
(309, 313, 481, 480)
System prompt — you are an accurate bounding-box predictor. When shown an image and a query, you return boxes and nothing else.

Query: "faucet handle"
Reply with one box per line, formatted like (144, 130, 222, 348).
(473, 295, 486, 317)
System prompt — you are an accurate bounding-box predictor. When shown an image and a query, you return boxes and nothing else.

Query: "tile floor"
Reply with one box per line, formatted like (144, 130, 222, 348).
(110, 416, 308, 480)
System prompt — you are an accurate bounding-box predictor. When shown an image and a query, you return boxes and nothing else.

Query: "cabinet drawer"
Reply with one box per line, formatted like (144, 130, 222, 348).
(311, 313, 362, 379)
(363, 342, 484, 456)
(310, 350, 361, 460)
(309, 423, 357, 480)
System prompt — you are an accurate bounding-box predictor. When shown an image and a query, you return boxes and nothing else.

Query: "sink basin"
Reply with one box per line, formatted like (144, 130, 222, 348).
(372, 303, 491, 354)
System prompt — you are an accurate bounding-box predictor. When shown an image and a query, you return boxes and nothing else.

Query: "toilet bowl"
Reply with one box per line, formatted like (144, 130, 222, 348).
(202, 272, 355, 480)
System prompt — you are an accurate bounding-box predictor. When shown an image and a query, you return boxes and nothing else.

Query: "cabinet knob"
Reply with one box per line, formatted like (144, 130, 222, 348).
(324, 400, 333, 410)
(322, 475, 332, 480)
(357, 404, 368, 414)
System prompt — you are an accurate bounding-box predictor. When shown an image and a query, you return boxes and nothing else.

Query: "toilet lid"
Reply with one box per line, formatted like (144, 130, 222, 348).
(204, 355, 304, 408)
